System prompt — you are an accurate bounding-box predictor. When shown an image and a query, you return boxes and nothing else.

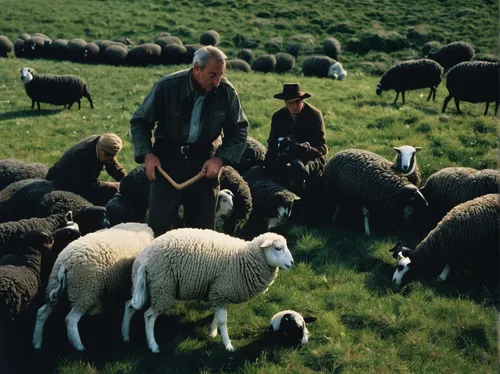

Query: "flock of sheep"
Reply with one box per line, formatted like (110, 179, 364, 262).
(0, 29, 498, 362)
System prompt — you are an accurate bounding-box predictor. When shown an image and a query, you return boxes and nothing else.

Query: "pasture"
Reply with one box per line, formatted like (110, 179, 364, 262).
(0, 0, 498, 373)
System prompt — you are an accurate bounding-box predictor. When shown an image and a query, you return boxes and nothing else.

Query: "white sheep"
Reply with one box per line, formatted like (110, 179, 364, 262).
(328, 61, 347, 80)
(121, 228, 294, 353)
(32, 222, 154, 351)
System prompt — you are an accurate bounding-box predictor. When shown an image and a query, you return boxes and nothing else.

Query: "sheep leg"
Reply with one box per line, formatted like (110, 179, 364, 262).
(65, 308, 86, 351)
(33, 303, 54, 349)
(401, 91, 406, 105)
(483, 102, 489, 116)
(215, 306, 234, 351)
(437, 264, 451, 281)
(432, 87, 437, 101)
(393, 92, 400, 104)
(122, 299, 136, 342)
(86, 93, 94, 109)
(144, 307, 161, 353)
(426, 88, 433, 101)
(362, 206, 370, 236)
(208, 314, 219, 338)
(31, 100, 35, 110)
(494, 101, 499, 116)
(67, 102, 74, 110)
(77, 99, 81, 110)
(37, 101, 41, 111)
(453, 98, 462, 114)
(442, 94, 453, 113)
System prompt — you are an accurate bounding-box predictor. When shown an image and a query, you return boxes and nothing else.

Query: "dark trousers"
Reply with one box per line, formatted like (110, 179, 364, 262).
(146, 145, 219, 237)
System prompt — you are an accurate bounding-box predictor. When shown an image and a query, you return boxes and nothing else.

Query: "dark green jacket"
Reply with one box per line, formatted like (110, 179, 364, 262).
(46, 135, 126, 192)
(130, 69, 249, 165)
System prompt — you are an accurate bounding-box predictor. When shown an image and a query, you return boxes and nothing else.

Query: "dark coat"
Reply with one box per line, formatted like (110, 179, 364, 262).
(46, 135, 126, 194)
(264, 102, 327, 170)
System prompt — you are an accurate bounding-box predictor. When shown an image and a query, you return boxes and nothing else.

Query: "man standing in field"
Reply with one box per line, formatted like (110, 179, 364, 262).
(130, 46, 249, 237)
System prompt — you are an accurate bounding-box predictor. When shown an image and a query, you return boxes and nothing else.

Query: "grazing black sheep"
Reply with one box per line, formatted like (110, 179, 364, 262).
(427, 41, 474, 71)
(376, 59, 444, 104)
(20, 67, 94, 110)
(0, 35, 13, 57)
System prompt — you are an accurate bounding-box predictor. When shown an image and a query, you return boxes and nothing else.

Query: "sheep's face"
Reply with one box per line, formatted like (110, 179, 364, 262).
(376, 83, 384, 96)
(393, 145, 420, 173)
(392, 253, 412, 285)
(216, 189, 234, 217)
(260, 236, 294, 269)
(20, 67, 34, 84)
(267, 205, 291, 229)
(269, 311, 315, 346)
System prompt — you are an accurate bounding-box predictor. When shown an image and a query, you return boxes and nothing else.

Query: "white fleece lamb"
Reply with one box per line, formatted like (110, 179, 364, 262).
(32, 222, 154, 351)
(121, 228, 294, 353)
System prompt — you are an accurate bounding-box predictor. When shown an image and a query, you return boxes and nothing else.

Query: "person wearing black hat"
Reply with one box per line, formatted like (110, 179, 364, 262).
(262, 83, 328, 193)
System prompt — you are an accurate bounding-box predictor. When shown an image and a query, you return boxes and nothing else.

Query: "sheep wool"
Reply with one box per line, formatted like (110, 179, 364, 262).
(122, 228, 293, 352)
(32, 222, 154, 351)
(0, 159, 48, 191)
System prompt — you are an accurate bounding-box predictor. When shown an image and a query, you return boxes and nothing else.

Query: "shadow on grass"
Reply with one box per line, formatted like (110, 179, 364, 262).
(0, 109, 63, 122)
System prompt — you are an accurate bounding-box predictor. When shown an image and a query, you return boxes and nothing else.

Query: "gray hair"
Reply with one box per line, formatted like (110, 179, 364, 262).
(193, 46, 227, 69)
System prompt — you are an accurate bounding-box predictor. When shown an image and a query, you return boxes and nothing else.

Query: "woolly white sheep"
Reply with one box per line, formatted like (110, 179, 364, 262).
(32, 222, 154, 351)
(328, 61, 347, 80)
(20, 67, 94, 110)
(268, 310, 316, 346)
(121, 228, 294, 353)
(392, 193, 499, 285)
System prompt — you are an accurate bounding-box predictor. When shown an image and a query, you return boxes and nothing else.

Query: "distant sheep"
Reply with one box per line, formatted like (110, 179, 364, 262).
(161, 44, 187, 65)
(14, 39, 27, 58)
(0, 35, 13, 58)
(127, 43, 162, 66)
(252, 55, 277, 73)
(323, 37, 341, 60)
(441, 61, 499, 115)
(0, 159, 48, 191)
(302, 55, 337, 78)
(20, 67, 94, 110)
(102, 44, 128, 66)
(33, 223, 154, 351)
(227, 59, 251, 73)
(199, 30, 220, 46)
(48, 39, 69, 60)
(392, 193, 499, 285)
(154, 36, 183, 48)
(66, 38, 87, 62)
(237, 48, 254, 63)
(376, 59, 444, 104)
(275, 53, 295, 73)
(428, 41, 474, 71)
(121, 228, 293, 352)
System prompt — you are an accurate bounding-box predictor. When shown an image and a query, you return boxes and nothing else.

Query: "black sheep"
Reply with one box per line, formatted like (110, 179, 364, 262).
(427, 41, 474, 71)
(0, 159, 48, 191)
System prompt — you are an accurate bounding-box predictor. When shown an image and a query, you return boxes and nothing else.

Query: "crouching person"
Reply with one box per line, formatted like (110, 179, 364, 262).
(46, 133, 126, 206)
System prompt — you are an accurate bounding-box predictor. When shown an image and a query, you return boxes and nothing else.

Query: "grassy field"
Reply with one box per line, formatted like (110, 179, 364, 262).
(0, 0, 499, 373)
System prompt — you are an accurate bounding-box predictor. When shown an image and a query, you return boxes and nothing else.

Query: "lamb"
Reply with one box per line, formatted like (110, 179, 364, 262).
(233, 136, 267, 174)
(20, 67, 94, 110)
(0, 159, 48, 191)
(328, 61, 347, 80)
(376, 59, 444, 104)
(0, 230, 54, 322)
(427, 41, 474, 71)
(32, 222, 154, 351)
(121, 228, 294, 352)
(0, 35, 13, 58)
(419, 167, 500, 221)
(392, 193, 499, 285)
(268, 310, 316, 346)
(391, 146, 421, 187)
(441, 61, 499, 115)
(324, 149, 428, 236)
(242, 166, 300, 234)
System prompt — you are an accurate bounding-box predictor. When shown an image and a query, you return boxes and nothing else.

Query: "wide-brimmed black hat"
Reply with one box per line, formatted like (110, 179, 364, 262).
(273, 83, 311, 100)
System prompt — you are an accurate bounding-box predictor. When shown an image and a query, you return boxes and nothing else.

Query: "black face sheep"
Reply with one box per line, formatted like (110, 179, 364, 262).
(121, 228, 294, 353)
(20, 67, 94, 110)
(427, 41, 475, 71)
(0, 230, 54, 320)
(441, 61, 499, 115)
(33, 223, 154, 351)
(391, 145, 421, 187)
(376, 59, 444, 104)
(392, 193, 499, 285)
(324, 149, 428, 236)
(242, 166, 300, 233)
(268, 310, 317, 346)
(0, 35, 13, 58)
(0, 159, 48, 191)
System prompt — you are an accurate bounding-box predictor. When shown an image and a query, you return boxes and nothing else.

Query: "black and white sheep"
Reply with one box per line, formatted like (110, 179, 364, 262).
(427, 41, 474, 71)
(0, 35, 13, 58)
(376, 59, 444, 104)
(121, 228, 294, 352)
(242, 166, 300, 234)
(33, 223, 154, 351)
(268, 310, 316, 346)
(0, 159, 48, 191)
(20, 67, 94, 110)
(324, 149, 428, 236)
(328, 61, 347, 80)
(392, 193, 499, 285)
(441, 61, 499, 115)
(391, 146, 421, 187)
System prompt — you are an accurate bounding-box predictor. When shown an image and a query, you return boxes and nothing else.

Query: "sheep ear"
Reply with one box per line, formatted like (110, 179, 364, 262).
(304, 316, 317, 323)
(293, 193, 301, 201)
(397, 252, 404, 260)
(415, 147, 422, 152)
(260, 239, 274, 248)
(401, 248, 412, 257)
(65, 211, 74, 223)
(393, 147, 401, 153)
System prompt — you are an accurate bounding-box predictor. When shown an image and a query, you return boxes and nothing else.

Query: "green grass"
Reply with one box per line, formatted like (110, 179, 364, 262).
(0, 1, 499, 373)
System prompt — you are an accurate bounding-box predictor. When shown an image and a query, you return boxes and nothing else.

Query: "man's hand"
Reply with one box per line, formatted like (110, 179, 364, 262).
(145, 152, 161, 181)
(202, 157, 224, 178)
(108, 181, 121, 191)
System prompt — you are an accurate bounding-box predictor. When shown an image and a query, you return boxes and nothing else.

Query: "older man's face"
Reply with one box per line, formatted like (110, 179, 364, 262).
(193, 58, 225, 92)
(285, 98, 304, 116)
